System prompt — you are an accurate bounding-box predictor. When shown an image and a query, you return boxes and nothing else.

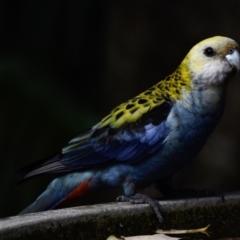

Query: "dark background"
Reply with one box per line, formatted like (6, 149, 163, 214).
(1, 0, 240, 218)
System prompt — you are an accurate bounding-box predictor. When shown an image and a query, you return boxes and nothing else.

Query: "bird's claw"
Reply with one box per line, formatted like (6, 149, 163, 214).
(199, 189, 225, 202)
(116, 193, 165, 224)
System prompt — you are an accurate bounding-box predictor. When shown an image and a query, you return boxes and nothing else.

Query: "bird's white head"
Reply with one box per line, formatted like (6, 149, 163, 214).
(183, 36, 240, 86)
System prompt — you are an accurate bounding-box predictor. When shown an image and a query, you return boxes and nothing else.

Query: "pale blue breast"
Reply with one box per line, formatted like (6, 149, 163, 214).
(137, 89, 226, 181)
(91, 89, 226, 196)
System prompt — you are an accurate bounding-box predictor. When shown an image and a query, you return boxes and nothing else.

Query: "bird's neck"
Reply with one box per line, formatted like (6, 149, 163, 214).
(160, 61, 226, 111)
(153, 59, 195, 102)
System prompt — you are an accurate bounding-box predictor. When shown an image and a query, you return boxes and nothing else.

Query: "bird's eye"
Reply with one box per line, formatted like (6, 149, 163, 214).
(228, 48, 235, 54)
(204, 47, 215, 57)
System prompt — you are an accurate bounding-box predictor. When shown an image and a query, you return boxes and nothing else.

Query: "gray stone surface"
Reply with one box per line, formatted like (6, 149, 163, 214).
(1, 192, 240, 239)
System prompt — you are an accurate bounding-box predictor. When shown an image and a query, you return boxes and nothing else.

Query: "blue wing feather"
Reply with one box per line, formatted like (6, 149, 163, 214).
(18, 102, 172, 180)
(62, 102, 171, 166)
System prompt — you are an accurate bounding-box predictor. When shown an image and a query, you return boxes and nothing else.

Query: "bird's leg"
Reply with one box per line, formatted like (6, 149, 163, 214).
(116, 193, 165, 223)
(156, 177, 225, 202)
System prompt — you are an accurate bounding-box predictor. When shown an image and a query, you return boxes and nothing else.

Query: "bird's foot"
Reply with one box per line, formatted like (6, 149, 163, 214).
(116, 193, 165, 223)
(164, 188, 225, 202)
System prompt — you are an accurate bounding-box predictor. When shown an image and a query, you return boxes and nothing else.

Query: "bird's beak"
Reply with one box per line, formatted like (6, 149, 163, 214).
(226, 49, 240, 72)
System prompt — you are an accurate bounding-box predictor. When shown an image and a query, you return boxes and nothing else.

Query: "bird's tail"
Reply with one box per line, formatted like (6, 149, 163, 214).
(19, 171, 94, 214)
(15, 152, 69, 184)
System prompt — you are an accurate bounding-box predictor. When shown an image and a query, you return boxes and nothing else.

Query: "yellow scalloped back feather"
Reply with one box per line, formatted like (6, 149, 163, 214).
(97, 62, 192, 129)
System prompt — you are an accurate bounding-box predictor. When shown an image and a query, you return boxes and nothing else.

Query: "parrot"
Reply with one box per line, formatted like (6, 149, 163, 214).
(17, 36, 240, 223)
